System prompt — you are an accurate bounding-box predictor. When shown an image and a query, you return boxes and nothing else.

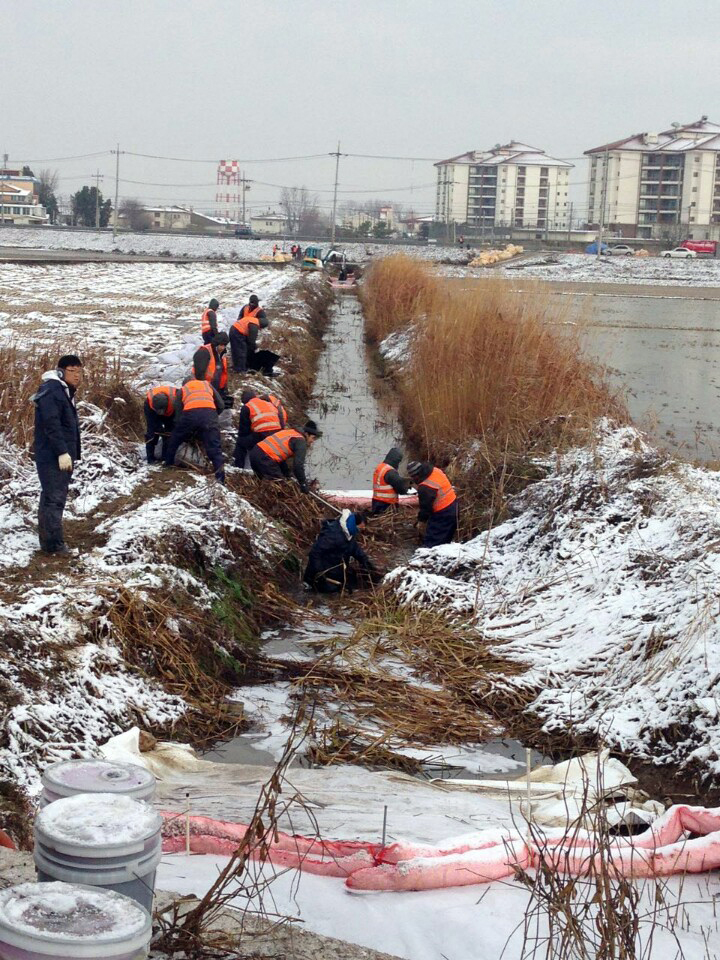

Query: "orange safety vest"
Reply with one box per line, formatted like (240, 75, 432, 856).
(421, 467, 457, 513)
(194, 345, 228, 390)
(266, 392, 287, 426)
(232, 305, 262, 337)
(372, 462, 399, 505)
(201, 307, 215, 334)
(181, 379, 216, 412)
(146, 385, 176, 416)
(247, 397, 281, 434)
(257, 428, 302, 462)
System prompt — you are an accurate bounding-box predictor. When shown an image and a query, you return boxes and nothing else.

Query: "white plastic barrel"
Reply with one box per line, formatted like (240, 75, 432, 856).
(33, 795, 162, 914)
(40, 760, 156, 808)
(0, 881, 151, 959)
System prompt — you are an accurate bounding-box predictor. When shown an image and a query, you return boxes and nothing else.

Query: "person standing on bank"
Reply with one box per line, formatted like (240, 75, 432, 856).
(230, 295, 266, 373)
(407, 461, 458, 548)
(32, 354, 83, 555)
(201, 298, 220, 345)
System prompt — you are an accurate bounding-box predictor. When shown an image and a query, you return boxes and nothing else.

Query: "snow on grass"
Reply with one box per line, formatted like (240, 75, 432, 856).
(494, 252, 720, 287)
(387, 421, 720, 777)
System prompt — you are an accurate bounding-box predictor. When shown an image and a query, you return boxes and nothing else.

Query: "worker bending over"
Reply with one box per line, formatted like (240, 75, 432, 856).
(163, 378, 226, 484)
(144, 385, 181, 464)
(371, 447, 410, 513)
(230, 295, 267, 373)
(233, 389, 286, 467)
(304, 510, 378, 593)
(201, 298, 220, 344)
(193, 332, 229, 400)
(407, 461, 458, 547)
(249, 420, 321, 493)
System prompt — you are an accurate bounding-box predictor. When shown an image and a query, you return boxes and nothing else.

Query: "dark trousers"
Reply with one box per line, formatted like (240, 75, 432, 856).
(143, 402, 174, 462)
(371, 500, 391, 515)
(249, 445, 285, 480)
(36, 459, 71, 552)
(229, 328, 249, 372)
(423, 501, 458, 548)
(233, 429, 277, 467)
(202, 331, 214, 345)
(165, 410, 225, 480)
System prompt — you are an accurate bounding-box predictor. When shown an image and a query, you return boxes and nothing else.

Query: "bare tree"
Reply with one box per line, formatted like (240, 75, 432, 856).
(119, 198, 151, 232)
(280, 186, 321, 235)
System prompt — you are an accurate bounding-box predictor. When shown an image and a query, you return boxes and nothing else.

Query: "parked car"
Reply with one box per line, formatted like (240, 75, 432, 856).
(604, 244, 634, 256)
(234, 225, 252, 238)
(661, 247, 697, 259)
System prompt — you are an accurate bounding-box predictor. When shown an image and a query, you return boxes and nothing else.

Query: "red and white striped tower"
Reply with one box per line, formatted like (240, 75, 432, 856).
(216, 160, 241, 220)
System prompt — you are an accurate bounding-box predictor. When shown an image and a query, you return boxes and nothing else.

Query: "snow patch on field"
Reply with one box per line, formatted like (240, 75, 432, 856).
(497, 252, 720, 287)
(387, 421, 720, 776)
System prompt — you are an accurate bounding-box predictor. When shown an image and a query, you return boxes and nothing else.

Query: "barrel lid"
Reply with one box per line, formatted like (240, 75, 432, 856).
(0, 882, 150, 956)
(42, 759, 155, 796)
(35, 793, 162, 849)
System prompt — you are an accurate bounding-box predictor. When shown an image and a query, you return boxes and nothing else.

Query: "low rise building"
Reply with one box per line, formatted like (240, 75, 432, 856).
(585, 116, 720, 240)
(0, 169, 48, 225)
(435, 143, 573, 232)
(250, 211, 288, 236)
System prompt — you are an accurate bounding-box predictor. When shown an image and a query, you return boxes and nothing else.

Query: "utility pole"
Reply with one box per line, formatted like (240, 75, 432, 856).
(567, 201, 573, 242)
(330, 141, 341, 247)
(92, 170, 104, 229)
(0, 152, 7, 226)
(596, 148, 609, 258)
(240, 170, 252, 227)
(112, 143, 122, 240)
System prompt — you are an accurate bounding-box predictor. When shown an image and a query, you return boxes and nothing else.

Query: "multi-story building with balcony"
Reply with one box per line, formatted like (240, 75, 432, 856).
(585, 117, 720, 239)
(435, 142, 573, 233)
(0, 169, 48, 225)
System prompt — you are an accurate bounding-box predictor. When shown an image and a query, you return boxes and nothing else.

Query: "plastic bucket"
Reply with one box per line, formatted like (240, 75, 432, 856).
(40, 761, 156, 808)
(33, 795, 162, 914)
(0, 881, 150, 959)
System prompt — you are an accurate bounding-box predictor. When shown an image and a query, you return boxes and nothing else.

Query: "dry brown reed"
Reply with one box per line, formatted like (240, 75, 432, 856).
(0, 343, 144, 451)
(362, 256, 626, 525)
(362, 253, 437, 342)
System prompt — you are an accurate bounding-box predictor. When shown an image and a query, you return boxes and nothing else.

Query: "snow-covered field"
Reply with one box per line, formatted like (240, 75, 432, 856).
(0, 225, 467, 263)
(496, 252, 720, 287)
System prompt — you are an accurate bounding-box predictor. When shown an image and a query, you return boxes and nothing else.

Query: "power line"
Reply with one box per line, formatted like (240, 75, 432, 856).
(123, 150, 330, 164)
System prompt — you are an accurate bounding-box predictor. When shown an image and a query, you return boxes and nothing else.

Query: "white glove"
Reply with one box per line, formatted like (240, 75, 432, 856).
(58, 453, 73, 472)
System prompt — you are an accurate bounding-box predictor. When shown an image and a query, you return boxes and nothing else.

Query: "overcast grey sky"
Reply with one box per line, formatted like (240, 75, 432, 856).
(3, 0, 720, 218)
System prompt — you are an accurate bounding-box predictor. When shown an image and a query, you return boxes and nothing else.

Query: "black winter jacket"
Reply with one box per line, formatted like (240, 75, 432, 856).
(305, 518, 372, 580)
(33, 372, 81, 464)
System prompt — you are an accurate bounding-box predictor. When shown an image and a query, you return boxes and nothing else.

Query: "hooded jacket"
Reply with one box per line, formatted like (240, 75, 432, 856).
(32, 371, 81, 464)
(377, 447, 410, 498)
(305, 509, 372, 581)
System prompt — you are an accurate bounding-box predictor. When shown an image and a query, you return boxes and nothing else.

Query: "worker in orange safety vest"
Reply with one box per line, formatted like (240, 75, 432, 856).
(371, 447, 411, 514)
(233, 388, 286, 467)
(249, 420, 322, 493)
(201, 298, 220, 344)
(163, 377, 226, 482)
(192, 333, 229, 398)
(144, 385, 181, 463)
(406, 461, 458, 547)
(230, 295, 267, 372)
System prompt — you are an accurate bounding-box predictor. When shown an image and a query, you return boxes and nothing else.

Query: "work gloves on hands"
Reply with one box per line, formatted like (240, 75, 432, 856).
(58, 453, 73, 472)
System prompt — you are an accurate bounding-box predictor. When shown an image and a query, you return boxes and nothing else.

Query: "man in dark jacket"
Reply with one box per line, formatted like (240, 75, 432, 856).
(407, 460, 459, 548)
(248, 420, 320, 493)
(144, 386, 181, 463)
(163, 375, 226, 483)
(304, 510, 377, 593)
(371, 447, 411, 513)
(201, 298, 220, 344)
(32, 354, 83, 555)
(232, 388, 285, 468)
(229, 295, 267, 372)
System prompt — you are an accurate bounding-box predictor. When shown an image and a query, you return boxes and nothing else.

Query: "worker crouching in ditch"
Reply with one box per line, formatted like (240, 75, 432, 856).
(144, 386, 181, 464)
(248, 420, 321, 493)
(407, 460, 458, 548)
(304, 510, 379, 593)
(233, 389, 286, 468)
(163, 371, 226, 484)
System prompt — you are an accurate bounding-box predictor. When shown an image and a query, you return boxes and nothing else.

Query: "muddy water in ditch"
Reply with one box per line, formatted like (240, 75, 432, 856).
(574, 294, 720, 461)
(206, 293, 544, 778)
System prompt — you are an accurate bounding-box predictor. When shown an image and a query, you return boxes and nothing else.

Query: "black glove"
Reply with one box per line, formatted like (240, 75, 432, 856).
(299, 482, 310, 494)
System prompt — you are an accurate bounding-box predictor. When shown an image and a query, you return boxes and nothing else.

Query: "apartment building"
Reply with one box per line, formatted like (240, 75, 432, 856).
(585, 116, 720, 239)
(435, 142, 573, 231)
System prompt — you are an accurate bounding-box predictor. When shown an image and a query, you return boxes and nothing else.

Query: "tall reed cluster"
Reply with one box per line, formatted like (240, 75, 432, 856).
(363, 255, 625, 470)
